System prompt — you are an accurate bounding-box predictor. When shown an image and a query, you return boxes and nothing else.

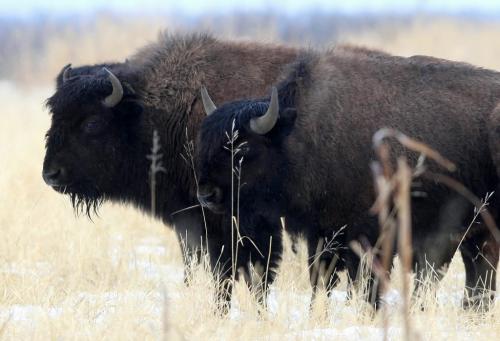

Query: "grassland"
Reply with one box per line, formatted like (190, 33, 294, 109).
(0, 15, 499, 340)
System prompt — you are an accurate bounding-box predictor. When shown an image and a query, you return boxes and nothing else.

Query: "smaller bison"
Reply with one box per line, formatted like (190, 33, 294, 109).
(196, 50, 500, 309)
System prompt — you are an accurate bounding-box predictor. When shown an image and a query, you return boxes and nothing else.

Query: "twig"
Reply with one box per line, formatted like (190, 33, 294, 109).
(420, 172, 500, 244)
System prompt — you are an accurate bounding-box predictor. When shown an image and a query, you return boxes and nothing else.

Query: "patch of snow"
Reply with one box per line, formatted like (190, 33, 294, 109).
(128, 260, 184, 283)
(0, 262, 52, 278)
(67, 290, 164, 326)
(284, 326, 401, 340)
(108, 234, 125, 265)
(381, 289, 402, 306)
(135, 245, 166, 256)
(266, 287, 311, 321)
(436, 291, 464, 306)
(0, 305, 62, 324)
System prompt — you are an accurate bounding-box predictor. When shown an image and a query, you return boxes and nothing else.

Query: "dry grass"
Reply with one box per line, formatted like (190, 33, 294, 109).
(1, 16, 500, 340)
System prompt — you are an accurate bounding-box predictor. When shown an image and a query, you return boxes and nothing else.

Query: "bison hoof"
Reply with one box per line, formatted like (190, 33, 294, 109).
(462, 293, 495, 312)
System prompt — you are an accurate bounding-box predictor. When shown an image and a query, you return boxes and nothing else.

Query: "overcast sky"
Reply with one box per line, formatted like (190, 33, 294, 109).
(2, 0, 500, 17)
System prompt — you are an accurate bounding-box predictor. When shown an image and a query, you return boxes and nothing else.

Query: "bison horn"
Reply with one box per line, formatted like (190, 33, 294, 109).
(201, 86, 217, 115)
(102, 67, 124, 108)
(62, 64, 72, 83)
(250, 87, 279, 135)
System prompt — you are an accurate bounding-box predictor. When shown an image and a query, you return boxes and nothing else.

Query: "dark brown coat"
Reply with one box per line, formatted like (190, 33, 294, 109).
(196, 48, 500, 308)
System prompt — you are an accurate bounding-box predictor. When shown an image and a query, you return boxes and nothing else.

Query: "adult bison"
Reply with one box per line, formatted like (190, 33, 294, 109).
(42, 33, 300, 311)
(195, 50, 500, 309)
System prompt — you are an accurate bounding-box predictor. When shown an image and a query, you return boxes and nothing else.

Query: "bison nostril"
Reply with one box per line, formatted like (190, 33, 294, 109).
(205, 191, 216, 201)
(197, 187, 222, 207)
(42, 167, 65, 186)
(197, 190, 214, 203)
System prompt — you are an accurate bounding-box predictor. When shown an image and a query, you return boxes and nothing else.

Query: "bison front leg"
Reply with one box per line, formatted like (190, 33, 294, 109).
(179, 245, 202, 286)
(460, 229, 498, 311)
(412, 251, 452, 309)
(307, 237, 342, 308)
(411, 195, 470, 309)
(207, 233, 234, 315)
(238, 260, 269, 310)
(239, 226, 283, 311)
(344, 251, 381, 309)
(172, 213, 205, 286)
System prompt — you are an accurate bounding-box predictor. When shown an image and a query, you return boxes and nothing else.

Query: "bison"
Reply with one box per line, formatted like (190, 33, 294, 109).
(195, 50, 500, 309)
(42, 33, 301, 310)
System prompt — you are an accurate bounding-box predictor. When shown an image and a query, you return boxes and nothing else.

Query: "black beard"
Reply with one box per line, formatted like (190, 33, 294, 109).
(68, 190, 104, 218)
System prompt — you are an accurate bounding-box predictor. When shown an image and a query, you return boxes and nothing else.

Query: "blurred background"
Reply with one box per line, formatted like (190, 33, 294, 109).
(2, 0, 500, 85)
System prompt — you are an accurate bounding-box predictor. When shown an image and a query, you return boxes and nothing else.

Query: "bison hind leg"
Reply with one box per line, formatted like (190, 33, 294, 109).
(411, 231, 459, 311)
(343, 251, 381, 310)
(460, 229, 498, 311)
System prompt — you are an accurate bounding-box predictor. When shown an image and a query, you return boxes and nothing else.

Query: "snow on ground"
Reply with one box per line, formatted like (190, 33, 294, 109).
(0, 262, 52, 278)
(283, 326, 400, 340)
(0, 232, 496, 339)
(0, 305, 63, 325)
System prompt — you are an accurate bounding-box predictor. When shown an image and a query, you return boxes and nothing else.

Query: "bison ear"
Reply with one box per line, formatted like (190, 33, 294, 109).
(108, 78, 142, 117)
(274, 107, 297, 138)
(115, 99, 143, 118)
(270, 84, 298, 138)
(56, 63, 72, 88)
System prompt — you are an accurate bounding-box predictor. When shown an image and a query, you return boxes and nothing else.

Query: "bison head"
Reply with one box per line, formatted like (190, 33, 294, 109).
(42, 64, 143, 215)
(195, 86, 297, 214)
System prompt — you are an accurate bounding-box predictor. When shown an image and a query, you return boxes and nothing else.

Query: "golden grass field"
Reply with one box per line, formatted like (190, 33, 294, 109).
(1, 17, 500, 340)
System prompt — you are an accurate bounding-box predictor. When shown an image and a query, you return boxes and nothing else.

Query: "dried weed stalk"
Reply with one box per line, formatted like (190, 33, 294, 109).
(358, 128, 500, 341)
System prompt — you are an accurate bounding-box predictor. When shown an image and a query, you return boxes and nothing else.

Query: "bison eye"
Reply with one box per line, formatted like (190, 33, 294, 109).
(82, 117, 105, 135)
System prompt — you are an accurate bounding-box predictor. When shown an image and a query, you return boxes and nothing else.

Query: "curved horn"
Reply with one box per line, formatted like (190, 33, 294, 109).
(250, 87, 279, 135)
(62, 64, 72, 83)
(201, 86, 217, 115)
(102, 67, 124, 108)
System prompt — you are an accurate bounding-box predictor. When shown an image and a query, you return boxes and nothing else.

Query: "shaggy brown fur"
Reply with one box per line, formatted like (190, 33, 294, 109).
(287, 51, 500, 308)
(196, 48, 500, 309)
